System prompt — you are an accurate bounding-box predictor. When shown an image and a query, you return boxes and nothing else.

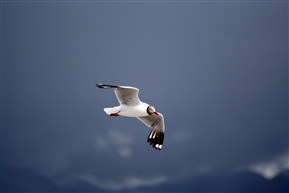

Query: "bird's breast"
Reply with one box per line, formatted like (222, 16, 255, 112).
(119, 104, 148, 117)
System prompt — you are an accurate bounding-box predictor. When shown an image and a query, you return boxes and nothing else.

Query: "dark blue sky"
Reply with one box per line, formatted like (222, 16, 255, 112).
(2, 1, 288, 192)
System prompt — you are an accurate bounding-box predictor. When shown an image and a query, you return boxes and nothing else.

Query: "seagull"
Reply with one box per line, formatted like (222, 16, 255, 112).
(96, 84, 165, 150)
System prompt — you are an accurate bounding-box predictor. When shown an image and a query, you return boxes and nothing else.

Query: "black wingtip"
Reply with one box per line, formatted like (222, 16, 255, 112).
(96, 84, 119, 89)
(147, 129, 164, 150)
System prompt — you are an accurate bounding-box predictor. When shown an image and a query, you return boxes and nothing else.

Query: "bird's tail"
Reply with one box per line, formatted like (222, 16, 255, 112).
(104, 107, 119, 115)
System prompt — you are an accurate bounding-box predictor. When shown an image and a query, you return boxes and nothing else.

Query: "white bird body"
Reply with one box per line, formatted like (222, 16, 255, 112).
(96, 84, 165, 150)
(104, 102, 150, 117)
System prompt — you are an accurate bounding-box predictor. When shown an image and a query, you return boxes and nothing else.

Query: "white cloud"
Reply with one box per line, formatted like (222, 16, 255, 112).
(94, 129, 134, 158)
(108, 129, 133, 145)
(248, 152, 289, 179)
(79, 174, 167, 191)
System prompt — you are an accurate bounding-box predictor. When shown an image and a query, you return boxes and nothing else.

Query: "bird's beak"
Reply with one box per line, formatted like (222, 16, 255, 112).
(153, 112, 159, 115)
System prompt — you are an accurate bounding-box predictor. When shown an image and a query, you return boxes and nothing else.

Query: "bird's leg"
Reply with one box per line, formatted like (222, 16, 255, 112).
(110, 111, 120, 116)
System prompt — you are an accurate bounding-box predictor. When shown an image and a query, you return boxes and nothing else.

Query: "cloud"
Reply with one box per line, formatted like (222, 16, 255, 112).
(118, 147, 132, 158)
(95, 129, 134, 158)
(78, 174, 168, 191)
(248, 152, 289, 179)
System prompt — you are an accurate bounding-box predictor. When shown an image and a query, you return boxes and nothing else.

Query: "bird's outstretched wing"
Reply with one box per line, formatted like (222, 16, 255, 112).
(137, 113, 165, 150)
(96, 84, 141, 106)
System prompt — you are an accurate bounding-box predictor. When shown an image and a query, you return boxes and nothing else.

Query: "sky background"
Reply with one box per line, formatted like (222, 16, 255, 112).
(1, 1, 288, 192)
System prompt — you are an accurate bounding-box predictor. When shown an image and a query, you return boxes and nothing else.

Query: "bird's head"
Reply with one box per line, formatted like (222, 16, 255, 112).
(147, 105, 158, 115)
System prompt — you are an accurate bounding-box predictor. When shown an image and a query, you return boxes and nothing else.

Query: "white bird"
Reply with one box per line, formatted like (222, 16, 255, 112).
(96, 84, 165, 150)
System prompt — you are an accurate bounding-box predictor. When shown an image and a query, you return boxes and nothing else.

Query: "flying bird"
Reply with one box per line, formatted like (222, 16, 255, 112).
(96, 84, 165, 150)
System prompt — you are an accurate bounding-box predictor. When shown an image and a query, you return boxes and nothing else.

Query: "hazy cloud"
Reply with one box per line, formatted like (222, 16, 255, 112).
(95, 129, 134, 158)
(248, 152, 289, 179)
(78, 174, 167, 191)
